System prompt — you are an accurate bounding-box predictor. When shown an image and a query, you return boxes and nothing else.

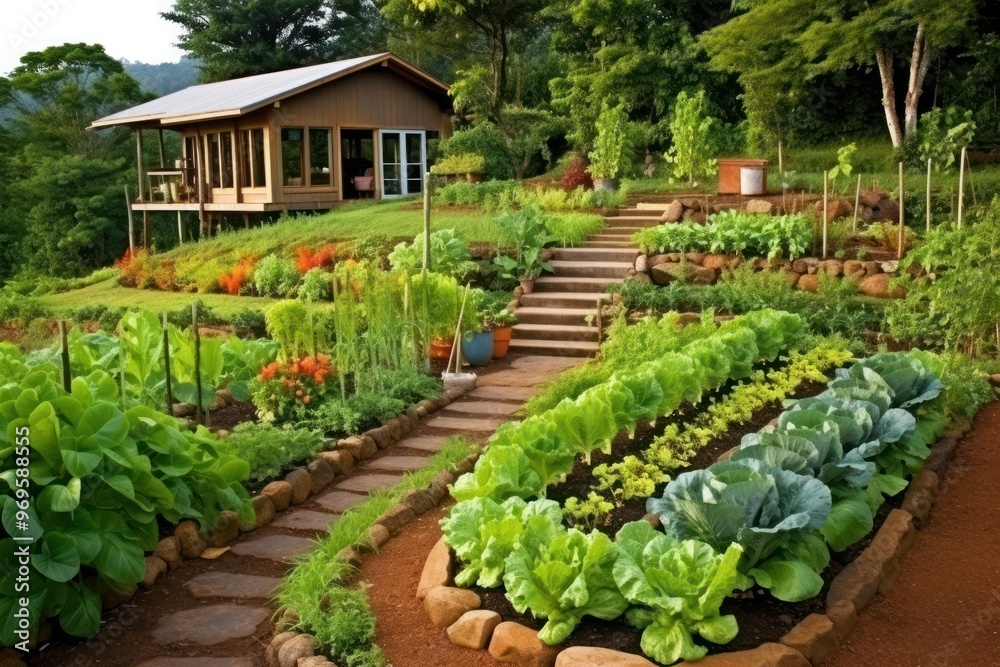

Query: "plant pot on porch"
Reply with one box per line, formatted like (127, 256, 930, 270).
(466, 172, 484, 184)
(519, 279, 535, 295)
(492, 327, 513, 359)
(594, 178, 619, 191)
(429, 337, 454, 360)
(462, 331, 494, 366)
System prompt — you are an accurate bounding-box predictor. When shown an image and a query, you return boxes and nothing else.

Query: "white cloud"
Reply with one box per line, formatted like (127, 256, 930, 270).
(2, 0, 185, 74)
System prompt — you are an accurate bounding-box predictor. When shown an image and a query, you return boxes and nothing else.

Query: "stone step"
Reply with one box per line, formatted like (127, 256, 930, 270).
(185, 572, 281, 600)
(520, 291, 611, 309)
(513, 323, 599, 342)
(509, 339, 599, 357)
(272, 509, 340, 531)
(153, 605, 271, 646)
(313, 490, 368, 513)
(467, 386, 538, 401)
(595, 225, 645, 234)
(424, 415, 504, 432)
(443, 401, 521, 416)
(583, 240, 632, 248)
(551, 247, 640, 262)
(399, 435, 452, 452)
(604, 218, 661, 228)
(533, 276, 623, 293)
(514, 306, 593, 326)
(367, 455, 433, 472)
(549, 260, 633, 279)
(230, 535, 315, 561)
(334, 473, 404, 494)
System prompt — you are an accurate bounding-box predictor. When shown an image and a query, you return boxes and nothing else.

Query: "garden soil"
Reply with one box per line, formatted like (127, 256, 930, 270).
(825, 401, 1000, 666)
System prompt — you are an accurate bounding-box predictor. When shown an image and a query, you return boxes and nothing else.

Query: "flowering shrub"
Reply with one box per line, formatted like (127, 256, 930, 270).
(561, 153, 594, 190)
(218, 255, 256, 295)
(296, 244, 338, 274)
(252, 353, 339, 422)
(115, 248, 155, 288)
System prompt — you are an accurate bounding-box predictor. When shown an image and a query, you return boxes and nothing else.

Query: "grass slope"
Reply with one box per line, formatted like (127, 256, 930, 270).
(38, 279, 278, 317)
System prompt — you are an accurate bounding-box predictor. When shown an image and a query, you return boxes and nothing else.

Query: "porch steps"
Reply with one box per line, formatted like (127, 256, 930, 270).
(509, 339, 600, 357)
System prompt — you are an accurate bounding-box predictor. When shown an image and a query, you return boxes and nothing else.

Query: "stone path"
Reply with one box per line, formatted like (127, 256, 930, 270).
(30, 354, 581, 667)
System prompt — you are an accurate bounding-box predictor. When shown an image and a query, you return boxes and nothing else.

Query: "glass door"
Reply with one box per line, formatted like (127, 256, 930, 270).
(380, 130, 425, 197)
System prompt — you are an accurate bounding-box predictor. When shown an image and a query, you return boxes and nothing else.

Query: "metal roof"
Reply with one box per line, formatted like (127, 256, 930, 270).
(91, 53, 450, 129)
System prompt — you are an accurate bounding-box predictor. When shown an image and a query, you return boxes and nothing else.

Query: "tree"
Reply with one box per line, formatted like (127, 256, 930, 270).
(163, 0, 386, 82)
(0, 44, 149, 277)
(388, 0, 548, 117)
(702, 0, 976, 148)
(665, 90, 715, 186)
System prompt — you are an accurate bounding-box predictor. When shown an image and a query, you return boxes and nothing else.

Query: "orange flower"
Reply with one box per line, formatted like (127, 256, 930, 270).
(258, 361, 280, 381)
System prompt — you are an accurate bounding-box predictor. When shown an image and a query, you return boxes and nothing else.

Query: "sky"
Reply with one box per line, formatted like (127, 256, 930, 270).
(2, 0, 185, 74)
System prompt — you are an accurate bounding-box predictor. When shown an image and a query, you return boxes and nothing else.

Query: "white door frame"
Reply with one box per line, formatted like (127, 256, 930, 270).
(378, 129, 426, 198)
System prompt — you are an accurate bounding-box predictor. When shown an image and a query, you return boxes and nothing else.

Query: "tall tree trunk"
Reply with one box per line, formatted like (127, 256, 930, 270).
(875, 47, 904, 148)
(904, 23, 933, 137)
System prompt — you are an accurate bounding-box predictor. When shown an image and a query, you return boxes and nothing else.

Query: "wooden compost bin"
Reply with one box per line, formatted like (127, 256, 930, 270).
(718, 158, 769, 195)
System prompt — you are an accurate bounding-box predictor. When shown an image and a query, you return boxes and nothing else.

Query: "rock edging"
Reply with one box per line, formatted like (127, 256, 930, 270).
(413, 423, 971, 667)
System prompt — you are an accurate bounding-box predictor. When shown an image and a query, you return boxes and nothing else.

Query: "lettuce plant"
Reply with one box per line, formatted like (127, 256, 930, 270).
(613, 521, 743, 664)
(503, 520, 627, 645)
(0, 364, 252, 643)
(450, 446, 542, 502)
(441, 497, 561, 588)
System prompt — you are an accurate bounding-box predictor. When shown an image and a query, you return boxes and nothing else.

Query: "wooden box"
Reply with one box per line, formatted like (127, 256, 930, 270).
(717, 158, 769, 195)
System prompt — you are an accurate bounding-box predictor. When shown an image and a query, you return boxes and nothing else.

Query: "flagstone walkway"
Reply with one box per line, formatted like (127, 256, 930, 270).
(28, 354, 580, 667)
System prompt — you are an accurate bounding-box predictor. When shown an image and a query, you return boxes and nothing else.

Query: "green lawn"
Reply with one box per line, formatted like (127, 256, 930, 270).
(39, 279, 280, 318)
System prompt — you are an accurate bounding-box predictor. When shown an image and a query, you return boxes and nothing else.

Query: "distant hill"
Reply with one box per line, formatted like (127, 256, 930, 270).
(122, 58, 200, 97)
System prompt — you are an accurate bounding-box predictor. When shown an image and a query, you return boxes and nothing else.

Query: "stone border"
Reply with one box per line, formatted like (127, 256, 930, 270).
(102, 386, 469, 616)
(412, 422, 972, 667)
(630, 251, 908, 299)
(264, 427, 484, 667)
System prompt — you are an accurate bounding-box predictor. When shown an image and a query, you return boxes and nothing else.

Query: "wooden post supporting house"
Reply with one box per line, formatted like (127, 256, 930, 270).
(195, 128, 207, 239)
(125, 186, 135, 254)
(135, 129, 145, 203)
(158, 129, 166, 168)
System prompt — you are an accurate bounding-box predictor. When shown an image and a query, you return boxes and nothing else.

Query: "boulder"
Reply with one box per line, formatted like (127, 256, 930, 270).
(174, 520, 207, 558)
(367, 425, 393, 449)
(679, 643, 808, 667)
(820, 259, 844, 277)
(424, 586, 481, 628)
(648, 254, 675, 267)
(339, 435, 378, 461)
(881, 260, 899, 273)
(140, 556, 168, 589)
(307, 458, 335, 495)
(858, 189, 883, 208)
(689, 265, 717, 285)
(240, 494, 275, 532)
(447, 610, 502, 650)
(403, 489, 436, 516)
(489, 622, 561, 667)
(650, 262, 680, 285)
(172, 403, 197, 417)
(277, 634, 314, 667)
(826, 558, 882, 611)
(843, 260, 865, 279)
(205, 510, 239, 548)
(154, 536, 183, 570)
(556, 647, 656, 667)
(816, 198, 852, 220)
(858, 273, 905, 299)
(267, 631, 297, 667)
(702, 254, 731, 271)
(685, 252, 706, 265)
(285, 468, 313, 505)
(872, 198, 899, 222)
(262, 480, 294, 511)
(901, 468, 939, 523)
(679, 198, 702, 211)
(364, 524, 391, 550)
(684, 210, 707, 224)
(779, 614, 838, 664)
(417, 537, 454, 600)
(316, 450, 353, 476)
(797, 274, 819, 292)
(659, 200, 684, 223)
(627, 272, 652, 284)
(784, 271, 803, 287)
(863, 509, 916, 594)
(825, 600, 857, 642)
(634, 254, 649, 273)
(376, 504, 416, 536)
(745, 199, 774, 214)
(297, 657, 335, 667)
(385, 417, 403, 442)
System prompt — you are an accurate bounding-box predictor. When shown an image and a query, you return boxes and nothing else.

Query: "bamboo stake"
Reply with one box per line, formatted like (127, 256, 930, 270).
(162, 312, 173, 415)
(778, 141, 784, 175)
(897, 162, 905, 260)
(177, 211, 184, 244)
(822, 171, 829, 259)
(852, 174, 861, 233)
(447, 285, 472, 375)
(926, 158, 932, 232)
(59, 320, 71, 393)
(957, 146, 967, 228)
(423, 173, 432, 271)
(192, 303, 202, 425)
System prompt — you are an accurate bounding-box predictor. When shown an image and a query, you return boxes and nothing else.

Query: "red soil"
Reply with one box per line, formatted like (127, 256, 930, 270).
(825, 401, 1000, 666)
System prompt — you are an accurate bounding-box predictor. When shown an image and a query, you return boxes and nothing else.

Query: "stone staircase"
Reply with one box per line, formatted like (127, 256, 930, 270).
(510, 206, 663, 357)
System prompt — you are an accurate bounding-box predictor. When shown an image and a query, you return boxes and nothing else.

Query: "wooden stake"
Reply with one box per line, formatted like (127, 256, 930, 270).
(162, 312, 173, 415)
(957, 146, 967, 228)
(192, 304, 202, 425)
(136, 129, 145, 202)
(59, 320, 71, 393)
(423, 173, 432, 271)
(822, 170, 829, 259)
(778, 141, 784, 175)
(852, 174, 861, 233)
(177, 211, 184, 244)
(897, 161, 905, 260)
(926, 158, 932, 232)
(125, 186, 135, 254)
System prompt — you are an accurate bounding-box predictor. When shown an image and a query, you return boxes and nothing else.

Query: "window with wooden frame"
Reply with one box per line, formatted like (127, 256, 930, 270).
(239, 129, 267, 188)
(281, 127, 333, 188)
(206, 131, 235, 189)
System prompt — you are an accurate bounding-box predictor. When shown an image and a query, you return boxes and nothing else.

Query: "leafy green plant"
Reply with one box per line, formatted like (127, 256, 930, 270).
(665, 90, 716, 186)
(634, 210, 814, 260)
(828, 142, 856, 193)
(253, 255, 301, 298)
(226, 422, 325, 482)
(613, 521, 743, 664)
(430, 152, 487, 175)
(503, 519, 628, 645)
(388, 229, 476, 279)
(0, 362, 251, 643)
(588, 102, 634, 182)
(912, 106, 976, 171)
(298, 268, 333, 302)
(492, 205, 554, 281)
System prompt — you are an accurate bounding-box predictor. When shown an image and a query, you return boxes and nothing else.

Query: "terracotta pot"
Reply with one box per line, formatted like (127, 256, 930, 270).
(429, 337, 454, 360)
(493, 327, 513, 359)
(519, 279, 535, 294)
(466, 172, 483, 184)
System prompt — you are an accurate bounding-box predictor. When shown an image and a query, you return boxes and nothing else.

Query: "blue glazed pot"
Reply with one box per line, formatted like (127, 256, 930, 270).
(462, 331, 495, 367)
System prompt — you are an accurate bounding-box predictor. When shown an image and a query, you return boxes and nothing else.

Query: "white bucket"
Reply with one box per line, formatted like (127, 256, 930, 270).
(740, 167, 765, 196)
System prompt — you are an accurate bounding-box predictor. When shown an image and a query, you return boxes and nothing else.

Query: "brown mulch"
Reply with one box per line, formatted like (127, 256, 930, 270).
(825, 402, 1000, 667)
